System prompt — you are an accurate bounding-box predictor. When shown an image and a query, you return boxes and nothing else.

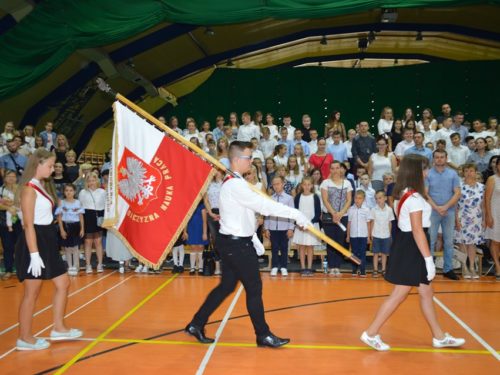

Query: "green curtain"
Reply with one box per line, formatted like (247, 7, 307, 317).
(0, 0, 497, 99)
(158, 61, 500, 134)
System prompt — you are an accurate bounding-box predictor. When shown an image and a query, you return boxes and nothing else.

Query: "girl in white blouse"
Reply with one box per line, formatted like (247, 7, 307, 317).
(361, 154, 465, 351)
(78, 172, 106, 274)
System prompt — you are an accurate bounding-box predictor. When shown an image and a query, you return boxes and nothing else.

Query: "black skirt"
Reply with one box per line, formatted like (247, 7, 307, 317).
(61, 222, 82, 247)
(384, 229, 430, 287)
(84, 209, 104, 234)
(15, 224, 67, 282)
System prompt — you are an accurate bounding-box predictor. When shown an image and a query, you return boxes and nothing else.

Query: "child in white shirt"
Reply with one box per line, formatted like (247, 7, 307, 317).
(358, 174, 376, 209)
(347, 190, 372, 276)
(370, 191, 395, 277)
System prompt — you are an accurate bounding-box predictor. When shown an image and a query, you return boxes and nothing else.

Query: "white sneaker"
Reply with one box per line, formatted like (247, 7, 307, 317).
(270, 267, 278, 276)
(96, 264, 104, 273)
(360, 331, 390, 351)
(142, 266, 149, 273)
(280, 268, 288, 276)
(432, 333, 465, 348)
(135, 265, 143, 273)
(119, 265, 124, 274)
(329, 268, 336, 276)
(85, 265, 93, 274)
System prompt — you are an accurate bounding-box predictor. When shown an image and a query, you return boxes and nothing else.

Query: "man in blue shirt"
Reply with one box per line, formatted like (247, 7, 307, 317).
(451, 112, 469, 144)
(327, 131, 349, 167)
(405, 132, 433, 163)
(425, 149, 461, 280)
(277, 127, 294, 156)
(0, 139, 28, 178)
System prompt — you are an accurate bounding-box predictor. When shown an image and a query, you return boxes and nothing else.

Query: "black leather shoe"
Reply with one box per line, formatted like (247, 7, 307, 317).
(185, 324, 214, 344)
(256, 333, 290, 348)
(443, 270, 460, 280)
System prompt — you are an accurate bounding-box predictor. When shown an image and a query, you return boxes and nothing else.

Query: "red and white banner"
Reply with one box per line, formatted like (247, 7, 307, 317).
(104, 101, 214, 268)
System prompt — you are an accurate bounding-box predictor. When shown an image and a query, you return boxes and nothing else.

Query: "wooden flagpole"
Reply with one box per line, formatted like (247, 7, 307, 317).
(115, 93, 360, 265)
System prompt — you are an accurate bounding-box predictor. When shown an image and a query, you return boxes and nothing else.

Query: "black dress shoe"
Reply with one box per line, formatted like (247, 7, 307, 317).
(171, 265, 179, 274)
(185, 324, 214, 344)
(444, 270, 460, 280)
(256, 333, 290, 348)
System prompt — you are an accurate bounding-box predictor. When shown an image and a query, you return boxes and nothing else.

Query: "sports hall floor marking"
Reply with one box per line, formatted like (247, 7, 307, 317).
(54, 274, 179, 374)
(0, 273, 132, 361)
(196, 284, 244, 375)
(434, 296, 500, 361)
(51, 336, 500, 356)
(0, 271, 117, 337)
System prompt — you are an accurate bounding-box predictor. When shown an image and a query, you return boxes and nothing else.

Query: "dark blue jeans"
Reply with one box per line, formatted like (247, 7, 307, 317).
(323, 216, 348, 268)
(269, 230, 289, 269)
(350, 237, 368, 274)
(0, 222, 22, 272)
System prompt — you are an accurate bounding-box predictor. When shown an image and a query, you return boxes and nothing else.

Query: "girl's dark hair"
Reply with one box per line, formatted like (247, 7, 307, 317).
(390, 118, 403, 133)
(64, 183, 77, 191)
(393, 154, 429, 199)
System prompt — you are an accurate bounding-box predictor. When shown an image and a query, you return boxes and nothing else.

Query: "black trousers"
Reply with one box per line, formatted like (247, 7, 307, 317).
(191, 234, 270, 337)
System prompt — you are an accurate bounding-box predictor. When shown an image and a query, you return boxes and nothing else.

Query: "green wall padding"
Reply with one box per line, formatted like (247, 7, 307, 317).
(159, 61, 500, 133)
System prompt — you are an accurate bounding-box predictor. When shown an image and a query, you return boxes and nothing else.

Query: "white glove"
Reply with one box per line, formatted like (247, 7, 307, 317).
(424, 256, 435, 281)
(252, 233, 265, 256)
(294, 210, 312, 229)
(28, 252, 45, 278)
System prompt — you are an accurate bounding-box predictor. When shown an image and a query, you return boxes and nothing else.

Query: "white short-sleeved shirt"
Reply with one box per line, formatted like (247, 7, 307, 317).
(370, 204, 395, 239)
(347, 205, 371, 238)
(78, 188, 106, 210)
(394, 190, 431, 232)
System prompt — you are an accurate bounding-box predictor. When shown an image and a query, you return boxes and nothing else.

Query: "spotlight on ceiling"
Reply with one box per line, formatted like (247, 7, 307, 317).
(358, 37, 368, 51)
(320, 36, 327, 45)
(381, 8, 398, 23)
(318, 61, 323, 66)
(368, 31, 376, 43)
(204, 27, 215, 36)
(416, 31, 423, 41)
(226, 58, 234, 67)
(394, 59, 399, 65)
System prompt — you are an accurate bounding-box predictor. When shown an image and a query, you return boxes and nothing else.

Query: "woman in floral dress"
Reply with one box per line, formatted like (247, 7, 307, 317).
(455, 163, 485, 279)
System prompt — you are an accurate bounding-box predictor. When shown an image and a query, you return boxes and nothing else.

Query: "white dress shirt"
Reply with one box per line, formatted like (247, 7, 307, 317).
(394, 140, 415, 157)
(348, 205, 371, 238)
(370, 204, 395, 239)
(377, 119, 393, 135)
(309, 139, 318, 155)
(219, 174, 300, 236)
(79, 188, 106, 210)
(433, 127, 454, 148)
(237, 123, 261, 142)
(259, 138, 278, 158)
(448, 144, 470, 167)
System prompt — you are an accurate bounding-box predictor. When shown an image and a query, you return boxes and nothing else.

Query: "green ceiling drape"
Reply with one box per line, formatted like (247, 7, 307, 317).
(0, 0, 497, 99)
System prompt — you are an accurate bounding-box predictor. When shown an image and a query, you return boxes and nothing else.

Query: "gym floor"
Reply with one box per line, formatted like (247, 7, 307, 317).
(0, 270, 499, 374)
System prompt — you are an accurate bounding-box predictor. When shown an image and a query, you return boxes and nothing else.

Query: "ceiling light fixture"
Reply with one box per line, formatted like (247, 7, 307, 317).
(320, 36, 327, 45)
(226, 58, 234, 67)
(381, 8, 398, 23)
(416, 31, 423, 41)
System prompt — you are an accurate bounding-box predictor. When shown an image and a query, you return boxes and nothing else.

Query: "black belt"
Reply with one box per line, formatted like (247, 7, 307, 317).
(218, 233, 252, 241)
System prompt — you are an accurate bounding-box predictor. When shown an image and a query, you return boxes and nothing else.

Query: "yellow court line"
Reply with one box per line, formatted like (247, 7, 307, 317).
(54, 274, 178, 374)
(91, 337, 497, 356)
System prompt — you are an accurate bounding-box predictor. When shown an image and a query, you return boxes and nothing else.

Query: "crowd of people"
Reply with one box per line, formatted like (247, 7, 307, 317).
(1, 103, 499, 283)
(160, 105, 500, 281)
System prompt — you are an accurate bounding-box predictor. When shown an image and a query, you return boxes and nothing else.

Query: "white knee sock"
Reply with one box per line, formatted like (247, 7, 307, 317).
(190, 253, 197, 270)
(65, 248, 73, 268)
(172, 247, 179, 266)
(71, 247, 80, 269)
(177, 245, 185, 266)
(197, 253, 203, 270)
